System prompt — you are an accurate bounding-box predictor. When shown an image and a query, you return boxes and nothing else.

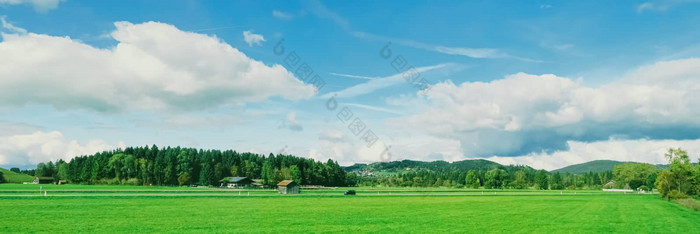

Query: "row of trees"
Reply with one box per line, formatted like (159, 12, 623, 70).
(34, 145, 353, 187)
(356, 166, 615, 190)
(26, 145, 699, 194)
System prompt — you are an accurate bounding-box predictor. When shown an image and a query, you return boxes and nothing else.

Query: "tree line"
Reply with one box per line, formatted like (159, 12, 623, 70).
(355, 166, 615, 190)
(32, 145, 353, 187)
(23, 145, 700, 197)
(355, 148, 700, 200)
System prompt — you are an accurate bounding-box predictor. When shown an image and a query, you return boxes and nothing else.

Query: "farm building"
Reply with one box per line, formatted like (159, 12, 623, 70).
(252, 179, 265, 188)
(277, 180, 300, 194)
(33, 177, 53, 184)
(220, 177, 252, 188)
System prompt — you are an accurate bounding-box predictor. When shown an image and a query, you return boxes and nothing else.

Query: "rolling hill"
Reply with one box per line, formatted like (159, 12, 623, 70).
(550, 160, 628, 174)
(0, 168, 34, 183)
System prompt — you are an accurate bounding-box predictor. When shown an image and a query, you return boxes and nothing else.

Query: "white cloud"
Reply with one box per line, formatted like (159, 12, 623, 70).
(0, 130, 123, 167)
(637, 2, 657, 12)
(345, 103, 404, 115)
(272, 10, 294, 20)
(329, 72, 378, 80)
(0, 16, 27, 34)
(307, 128, 395, 165)
(0, 0, 62, 13)
(320, 63, 450, 99)
(0, 21, 316, 112)
(637, 0, 700, 13)
(433, 46, 507, 59)
(486, 139, 700, 170)
(304, 0, 535, 61)
(390, 58, 700, 158)
(279, 112, 303, 131)
(242, 30, 265, 47)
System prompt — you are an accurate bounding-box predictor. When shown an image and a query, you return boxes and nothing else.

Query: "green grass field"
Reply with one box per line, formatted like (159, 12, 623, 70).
(1, 185, 699, 233)
(0, 168, 34, 183)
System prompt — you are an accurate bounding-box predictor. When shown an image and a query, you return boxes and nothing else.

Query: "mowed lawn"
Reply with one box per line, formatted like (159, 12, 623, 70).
(1, 194, 698, 233)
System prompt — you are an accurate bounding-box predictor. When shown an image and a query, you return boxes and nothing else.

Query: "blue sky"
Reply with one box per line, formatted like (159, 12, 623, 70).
(1, 0, 700, 170)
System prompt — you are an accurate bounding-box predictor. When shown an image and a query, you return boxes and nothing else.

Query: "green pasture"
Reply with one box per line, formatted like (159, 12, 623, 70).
(0, 185, 697, 233)
(0, 168, 33, 183)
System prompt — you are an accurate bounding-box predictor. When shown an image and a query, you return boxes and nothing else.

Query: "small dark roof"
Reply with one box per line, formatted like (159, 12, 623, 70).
(222, 177, 249, 183)
(277, 180, 295, 186)
(35, 177, 53, 180)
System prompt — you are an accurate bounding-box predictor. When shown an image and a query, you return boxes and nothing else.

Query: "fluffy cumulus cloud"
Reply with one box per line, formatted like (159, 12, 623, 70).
(242, 30, 265, 47)
(307, 129, 395, 165)
(486, 139, 700, 171)
(0, 129, 123, 168)
(390, 58, 700, 163)
(0, 21, 316, 112)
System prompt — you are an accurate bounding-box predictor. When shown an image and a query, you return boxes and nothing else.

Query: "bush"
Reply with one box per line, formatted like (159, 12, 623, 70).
(96, 178, 120, 185)
(674, 198, 700, 211)
(638, 185, 649, 192)
(629, 179, 645, 190)
(123, 178, 141, 186)
(667, 190, 690, 200)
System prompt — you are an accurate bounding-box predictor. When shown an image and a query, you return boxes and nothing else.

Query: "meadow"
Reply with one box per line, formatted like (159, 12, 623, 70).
(0, 168, 34, 183)
(1, 185, 699, 233)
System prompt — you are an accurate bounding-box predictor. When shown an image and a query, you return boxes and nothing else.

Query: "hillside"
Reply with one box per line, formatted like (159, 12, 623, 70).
(550, 160, 628, 174)
(0, 168, 34, 183)
(343, 159, 528, 175)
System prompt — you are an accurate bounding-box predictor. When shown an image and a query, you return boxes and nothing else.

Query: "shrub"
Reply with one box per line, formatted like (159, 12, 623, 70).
(667, 190, 690, 200)
(638, 185, 649, 192)
(96, 178, 120, 185)
(123, 178, 141, 186)
(674, 198, 700, 211)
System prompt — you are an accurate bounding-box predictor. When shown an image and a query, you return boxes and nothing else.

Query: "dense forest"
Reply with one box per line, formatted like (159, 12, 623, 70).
(28, 145, 353, 187)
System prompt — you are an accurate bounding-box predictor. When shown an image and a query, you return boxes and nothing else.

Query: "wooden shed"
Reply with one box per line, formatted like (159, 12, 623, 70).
(277, 180, 300, 194)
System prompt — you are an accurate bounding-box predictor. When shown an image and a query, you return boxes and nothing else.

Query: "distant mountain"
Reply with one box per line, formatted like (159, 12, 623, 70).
(550, 160, 628, 174)
(549, 160, 686, 174)
(343, 159, 530, 175)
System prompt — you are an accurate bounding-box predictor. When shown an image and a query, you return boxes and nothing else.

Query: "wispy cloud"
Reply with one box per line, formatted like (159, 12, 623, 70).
(0, 16, 27, 34)
(320, 63, 451, 99)
(637, 0, 700, 13)
(345, 103, 405, 115)
(303, 0, 538, 62)
(329, 72, 378, 80)
(189, 25, 246, 32)
(0, 0, 63, 13)
(272, 10, 294, 20)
